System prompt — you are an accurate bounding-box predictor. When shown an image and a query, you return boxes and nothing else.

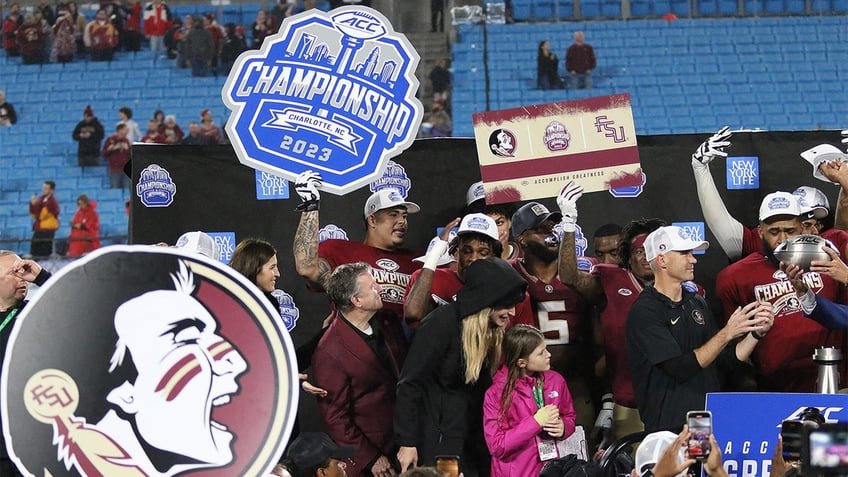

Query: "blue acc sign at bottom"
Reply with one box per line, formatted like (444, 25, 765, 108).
(707, 393, 847, 477)
(223, 7, 423, 195)
(672, 222, 706, 255)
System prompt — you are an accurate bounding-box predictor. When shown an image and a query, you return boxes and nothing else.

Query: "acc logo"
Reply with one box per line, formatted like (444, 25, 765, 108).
(136, 164, 177, 207)
(488, 129, 517, 157)
(543, 121, 570, 152)
(375, 257, 399, 272)
(1, 246, 298, 477)
(370, 160, 411, 197)
(271, 289, 301, 331)
(223, 7, 423, 195)
(319, 224, 349, 243)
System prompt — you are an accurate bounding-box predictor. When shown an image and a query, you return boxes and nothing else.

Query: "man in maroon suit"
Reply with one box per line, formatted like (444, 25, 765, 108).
(311, 262, 408, 477)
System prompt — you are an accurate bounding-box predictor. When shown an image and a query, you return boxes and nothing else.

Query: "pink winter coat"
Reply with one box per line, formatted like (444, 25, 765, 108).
(483, 366, 577, 477)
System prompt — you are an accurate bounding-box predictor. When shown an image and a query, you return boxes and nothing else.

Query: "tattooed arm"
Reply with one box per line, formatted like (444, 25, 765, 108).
(293, 210, 332, 291)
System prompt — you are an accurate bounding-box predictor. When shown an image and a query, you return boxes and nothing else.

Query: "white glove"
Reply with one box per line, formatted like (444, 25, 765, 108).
(295, 170, 322, 211)
(692, 126, 732, 165)
(556, 181, 583, 233)
(841, 129, 848, 152)
(593, 393, 614, 431)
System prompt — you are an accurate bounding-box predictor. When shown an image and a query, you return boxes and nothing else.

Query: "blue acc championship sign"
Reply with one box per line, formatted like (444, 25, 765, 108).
(223, 7, 424, 195)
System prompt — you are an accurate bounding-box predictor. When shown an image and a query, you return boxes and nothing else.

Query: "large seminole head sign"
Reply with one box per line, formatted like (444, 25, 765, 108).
(1, 246, 298, 476)
(223, 6, 423, 195)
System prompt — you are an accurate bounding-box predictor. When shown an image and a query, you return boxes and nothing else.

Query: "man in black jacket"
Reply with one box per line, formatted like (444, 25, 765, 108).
(0, 251, 51, 477)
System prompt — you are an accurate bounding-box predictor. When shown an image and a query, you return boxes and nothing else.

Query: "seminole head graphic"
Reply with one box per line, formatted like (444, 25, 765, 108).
(2, 246, 298, 477)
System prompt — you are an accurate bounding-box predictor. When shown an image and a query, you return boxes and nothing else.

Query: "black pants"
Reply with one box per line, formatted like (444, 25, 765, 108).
(31, 230, 55, 257)
(431, 0, 444, 32)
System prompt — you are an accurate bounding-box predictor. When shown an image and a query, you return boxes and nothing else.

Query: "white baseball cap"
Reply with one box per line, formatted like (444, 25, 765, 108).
(466, 181, 486, 206)
(644, 225, 709, 262)
(457, 213, 499, 242)
(363, 188, 420, 218)
(634, 431, 687, 477)
(175, 231, 219, 259)
(413, 234, 457, 266)
(800, 144, 847, 184)
(793, 186, 829, 220)
(759, 191, 802, 222)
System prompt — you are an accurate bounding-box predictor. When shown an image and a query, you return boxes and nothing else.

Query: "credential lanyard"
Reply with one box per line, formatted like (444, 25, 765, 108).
(531, 378, 545, 408)
(0, 308, 19, 334)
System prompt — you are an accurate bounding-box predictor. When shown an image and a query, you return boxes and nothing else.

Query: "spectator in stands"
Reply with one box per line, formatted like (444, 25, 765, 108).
(34, 9, 54, 62)
(143, 0, 171, 56)
(72, 105, 105, 167)
(52, 11, 76, 63)
(0, 91, 17, 126)
(29, 180, 60, 258)
(181, 121, 209, 145)
(151, 109, 165, 127)
(117, 106, 142, 142)
(3, 3, 22, 57)
(199, 109, 221, 144)
(269, 0, 288, 31)
(250, 10, 272, 49)
(102, 123, 131, 188)
(537, 40, 563, 90)
(16, 14, 46, 64)
(162, 16, 180, 58)
(431, 0, 444, 32)
(185, 17, 215, 77)
(174, 15, 194, 67)
(140, 119, 168, 143)
(162, 114, 184, 144)
(67, 2, 87, 57)
(67, 193, 100, 257)
(565, 31, 595, 89)
(37, 0, 55, 26)
(102, 1, 125, 51)
(220, 23, 246, 75)
(329, 0, 371, 8)
(429, 59, 450, 106)
(122, 0, 142, 52)
(202, 13, 223, 72)
(427, 102, 451, 137)
(84, 9, 118, 61)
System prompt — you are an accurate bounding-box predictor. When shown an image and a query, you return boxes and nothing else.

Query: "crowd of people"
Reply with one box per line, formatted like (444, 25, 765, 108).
(70, 104, 224, 187)
(26, 179, 101, 258)
(3, 127, 848, 476)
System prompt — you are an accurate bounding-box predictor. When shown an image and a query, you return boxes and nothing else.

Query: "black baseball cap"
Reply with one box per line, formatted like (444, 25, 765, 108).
(286, 432, 355, 469)
(511, 202, 562, 237)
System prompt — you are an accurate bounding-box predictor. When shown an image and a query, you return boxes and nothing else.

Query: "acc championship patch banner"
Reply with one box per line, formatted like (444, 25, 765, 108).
(472, 93, 642, 204)
(223, 6, 423, 195)
(2, 245, 299, 477)
(707, 392, 848, 477)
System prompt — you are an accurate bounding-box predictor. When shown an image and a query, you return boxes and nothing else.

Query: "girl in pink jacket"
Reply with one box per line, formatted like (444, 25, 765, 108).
(483, 324, 577, 477)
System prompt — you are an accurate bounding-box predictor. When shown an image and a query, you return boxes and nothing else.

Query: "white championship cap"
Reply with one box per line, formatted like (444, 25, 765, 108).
(413, 233, 457, 266)
(175, 231, 220, 259)
(793, 186, 829, 220)
(363, 188, 420, 218)
(634, 431, 688, 477)
(800, 144, 847, 184)
(466, 181, 486, 206)
(457, 213, 499, 242)
(759, 191, 802, 222)
(644, 225, 709, 262)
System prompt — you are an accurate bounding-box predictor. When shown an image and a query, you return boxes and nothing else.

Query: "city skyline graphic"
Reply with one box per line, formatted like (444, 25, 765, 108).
(289, 31, 399, 88)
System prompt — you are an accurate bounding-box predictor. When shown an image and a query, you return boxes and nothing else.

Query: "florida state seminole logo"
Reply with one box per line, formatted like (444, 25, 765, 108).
(223, 6, 423, 195)
(2, 246, 298, 476)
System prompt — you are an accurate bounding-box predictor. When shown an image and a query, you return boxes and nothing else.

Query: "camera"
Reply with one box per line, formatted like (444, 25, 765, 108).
(782, 407, 827, 463)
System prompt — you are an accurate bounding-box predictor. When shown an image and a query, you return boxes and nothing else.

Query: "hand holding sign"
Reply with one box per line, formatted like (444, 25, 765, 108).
(557, 181, 583, 233)
(692, 126, 732, 165)
(295, 170, 322, 212)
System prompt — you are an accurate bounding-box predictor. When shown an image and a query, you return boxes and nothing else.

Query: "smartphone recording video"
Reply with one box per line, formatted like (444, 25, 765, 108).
(804, 423, 848, 475)
(687, 410, 712, 460)
(435, 455, 460, 477)
(782, 420, 805, 461)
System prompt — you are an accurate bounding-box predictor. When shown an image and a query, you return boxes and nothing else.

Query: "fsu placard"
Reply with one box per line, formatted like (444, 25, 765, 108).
(472, 94, 642, 204)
